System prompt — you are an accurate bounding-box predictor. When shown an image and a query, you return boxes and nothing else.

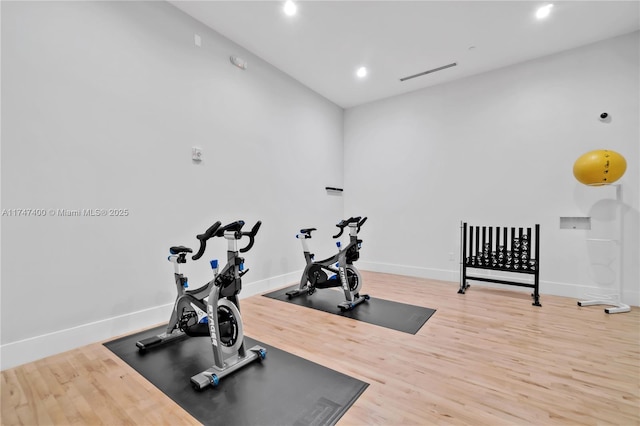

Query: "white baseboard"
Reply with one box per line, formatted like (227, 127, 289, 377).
(358, 260, 459, 282)
(3, 266, 634, 371)
(359, 260, 639, 306)
(0, 271, 299, 371)
(0, 303, 173, 371)
(240, 270, 300, 298)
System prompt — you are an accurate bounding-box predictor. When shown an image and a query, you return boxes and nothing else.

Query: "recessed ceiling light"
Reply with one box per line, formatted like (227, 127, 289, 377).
(356, 67, 368, 78)
(284, 0, 297, 16)
(536, 4, 553, 19)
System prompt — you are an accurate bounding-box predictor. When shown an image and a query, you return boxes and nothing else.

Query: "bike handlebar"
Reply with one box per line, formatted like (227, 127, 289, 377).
(192, 221, 222, 260)
(240, 220, 262, 253)
(357, 217, 367, 233)
(332, 216, 364, 238)
(192, 219, 262, 260)
(215, 220, 245, 237)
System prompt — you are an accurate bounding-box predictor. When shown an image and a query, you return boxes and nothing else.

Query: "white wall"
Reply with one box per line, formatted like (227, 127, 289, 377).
(1, 1, 344, 369)
(344, 32, 639, 305)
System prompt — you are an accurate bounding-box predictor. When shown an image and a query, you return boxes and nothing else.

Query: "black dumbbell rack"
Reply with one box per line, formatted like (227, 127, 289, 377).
(458, 222, 541, 306)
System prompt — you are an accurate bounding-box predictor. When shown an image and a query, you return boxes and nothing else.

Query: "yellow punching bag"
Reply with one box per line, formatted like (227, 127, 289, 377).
(573, 150, 627, 186)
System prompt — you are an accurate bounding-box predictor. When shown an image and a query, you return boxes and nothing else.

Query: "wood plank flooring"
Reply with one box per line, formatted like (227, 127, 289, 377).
(2, 271, 639, 425)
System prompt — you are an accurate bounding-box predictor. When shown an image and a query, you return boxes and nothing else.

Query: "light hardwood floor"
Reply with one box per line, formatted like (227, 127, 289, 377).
(2, 271, 639, 425)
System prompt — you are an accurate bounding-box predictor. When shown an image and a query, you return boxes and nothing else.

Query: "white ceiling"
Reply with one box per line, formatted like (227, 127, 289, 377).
(170, 1, 640, 109)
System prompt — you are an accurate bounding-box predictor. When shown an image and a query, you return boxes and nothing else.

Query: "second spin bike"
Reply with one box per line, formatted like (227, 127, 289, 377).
(136, 219, 266, 390)
(286, 216, 369, 311)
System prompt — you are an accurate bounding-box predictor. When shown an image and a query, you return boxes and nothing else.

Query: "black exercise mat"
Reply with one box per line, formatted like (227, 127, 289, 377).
(104, 326, 368, 426)
(263, 285, 436, 334)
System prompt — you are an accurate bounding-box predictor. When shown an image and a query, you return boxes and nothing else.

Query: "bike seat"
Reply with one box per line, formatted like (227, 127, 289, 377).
(170, 246, 193, 254)
(300, 228, 317, 235)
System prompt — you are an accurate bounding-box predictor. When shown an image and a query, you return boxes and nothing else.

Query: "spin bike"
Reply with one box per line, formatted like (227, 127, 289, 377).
(136, 219, 266, 390)
(286, 216, 369, 311)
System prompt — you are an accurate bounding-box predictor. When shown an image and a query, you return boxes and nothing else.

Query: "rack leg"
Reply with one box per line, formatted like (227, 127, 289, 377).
(531, 293, 542, 307)
(605, 305, 631, 314)
(577, 299, 631, 314)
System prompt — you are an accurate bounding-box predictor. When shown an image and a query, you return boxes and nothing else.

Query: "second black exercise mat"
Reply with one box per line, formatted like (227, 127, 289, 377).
(263, 285, 436, 334)
(104, 326, 368, 426)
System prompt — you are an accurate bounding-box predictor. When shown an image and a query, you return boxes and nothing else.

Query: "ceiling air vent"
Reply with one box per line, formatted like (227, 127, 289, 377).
(399, 62, 457, 82)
